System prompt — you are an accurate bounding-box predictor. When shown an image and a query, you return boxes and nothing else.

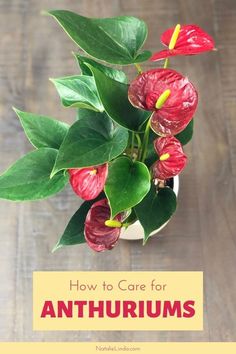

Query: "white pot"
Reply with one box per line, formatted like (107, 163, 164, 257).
(120, 176, 179, 241)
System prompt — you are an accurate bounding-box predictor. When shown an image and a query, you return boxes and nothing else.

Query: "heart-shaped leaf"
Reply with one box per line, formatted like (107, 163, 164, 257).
(0, 148, 68, 201)
(74, 54, 128, 84)
(50, 75, 104, 112)
(88, 64, 150, 131)
(76, 108, 104, 121)
(123, 209, 138, 226)
(135, 184, 177, 244)
(52, 202, 89, 251)
(52, 192, 105, 252)
(51, 113, 129, 176)
(105, 157, 150, 218)
(14, 108, 69, 149)
(175, 119, 194, 145)
(46, 10, 151, 64)
(144, 130, 158, 168)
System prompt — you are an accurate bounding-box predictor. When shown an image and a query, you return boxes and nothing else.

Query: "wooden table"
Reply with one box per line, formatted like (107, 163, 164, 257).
(0, 0, 236, 342)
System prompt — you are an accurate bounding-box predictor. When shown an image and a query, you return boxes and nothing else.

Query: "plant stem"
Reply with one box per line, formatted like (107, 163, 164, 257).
(135, 133, 142, 159)
(134, 63, 143, 74)
(122, 221, 135, 228)
(130, 131, 135, 158)
(164, 58, 169, 68)
(141, 118, 151, 162)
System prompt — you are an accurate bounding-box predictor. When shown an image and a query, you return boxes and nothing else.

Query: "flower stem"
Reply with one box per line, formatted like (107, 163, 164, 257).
(130, 131, 135, 158)
(164, 58, 169, 68)
(141, 118, 151, 162)
(122, 221, 134, 228)
(135, 133, 142, 159)
(134, 63, 143, 74)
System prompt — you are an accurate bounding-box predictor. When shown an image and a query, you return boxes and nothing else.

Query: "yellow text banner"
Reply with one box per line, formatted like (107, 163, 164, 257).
(33, 271, 203, 331)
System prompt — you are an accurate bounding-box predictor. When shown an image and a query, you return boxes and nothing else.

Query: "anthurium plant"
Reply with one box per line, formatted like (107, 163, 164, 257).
(0, 10, 215, 252)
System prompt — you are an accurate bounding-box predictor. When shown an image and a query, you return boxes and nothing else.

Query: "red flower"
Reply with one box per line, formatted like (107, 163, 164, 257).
(152, 136, 187, 180)
(69, 164, 108, 201)
(84, 198, 122, 252)
(150, 24, 215, 61)
(128, 68, 198, 136)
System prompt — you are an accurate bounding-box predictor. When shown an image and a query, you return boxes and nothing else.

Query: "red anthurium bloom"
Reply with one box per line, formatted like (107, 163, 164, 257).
(128, 68, 198, 136)
(69, 164, 108, 201)
(84, 198, 122, 252)
(152, 136, 187, 180)
(150, 24, 215, 61)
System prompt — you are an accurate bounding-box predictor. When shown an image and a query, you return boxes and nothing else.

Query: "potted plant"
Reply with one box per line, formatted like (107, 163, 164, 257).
(0, 10, 215, 252)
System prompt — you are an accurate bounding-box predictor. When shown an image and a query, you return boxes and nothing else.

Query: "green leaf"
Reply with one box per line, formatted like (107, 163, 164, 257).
(52, 202, 89, 251)
(76, 108, 111, 122)
(51, 113, 129, 176)
(76, 108, 99, 120)
(104, 157, 150, 218)
(76, 109, 81, 121)
(0, 148, 68, 201)
(52, 192, 106, 252)
(74, 54, 128, 84)
(135, 184, 177, 244)
(13, 108, 69, 149)
(50, 75, 104, 112)
(76, 108, 103, 120)
(76, 108, 96, 120)
(145, 150, 156, 169)
(123, 209, 137, 226)
(145, 130, 158, 168)
(175, 119, 194, 145)
(46, 10, 150, 64)
(88, 64, 150, 131)
(134, 50, 152, 63)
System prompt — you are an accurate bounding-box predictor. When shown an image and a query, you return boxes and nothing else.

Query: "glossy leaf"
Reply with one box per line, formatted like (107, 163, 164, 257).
(53, 191, 107, 253)
(52, 200, 91, 252)
(51, 113, 129, 176)
(123, 209, 137, 226)
(76, 108, 82, 121)
(135, 184, 177, 243)
(50, 75, 104, 112)
(14, 108, 69, 149)
(145, 130, 158, 168)
(0, 148, 68, 201)
(105, 157, 150, 218)
(88, 64, 150, 131)
(47, 10, 151, 64)
(74, 54, 128, 83)
(76, 108, 110, 121)
(175, 119, 194, 145)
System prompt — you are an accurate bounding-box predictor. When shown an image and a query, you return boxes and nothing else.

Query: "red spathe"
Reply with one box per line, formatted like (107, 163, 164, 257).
(153, 136, 187, 180)
(84, 198, 122, 252)
(69, 164, 108, 201)
(128, 68, 198, 136)
(150, 24, 215, 61)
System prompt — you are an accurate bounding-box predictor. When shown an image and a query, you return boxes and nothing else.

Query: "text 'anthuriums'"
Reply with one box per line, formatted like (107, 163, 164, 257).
(0, 11, 215, 252)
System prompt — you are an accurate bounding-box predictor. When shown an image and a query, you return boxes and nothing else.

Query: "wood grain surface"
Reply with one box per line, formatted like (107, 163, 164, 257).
(0, 0, 236, 342)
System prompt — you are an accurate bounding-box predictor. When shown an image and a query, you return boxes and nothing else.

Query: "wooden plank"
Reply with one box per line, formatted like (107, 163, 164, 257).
(177, 0, 236, 342)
